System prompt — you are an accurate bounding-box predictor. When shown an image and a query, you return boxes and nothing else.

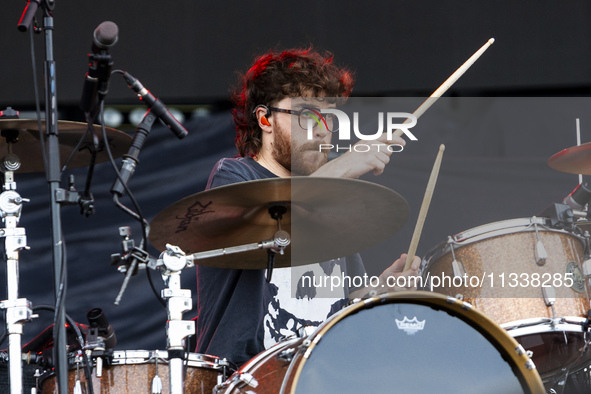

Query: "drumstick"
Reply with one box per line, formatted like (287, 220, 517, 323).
(393, 38, 495, 139)
(404, 144, 445, 271)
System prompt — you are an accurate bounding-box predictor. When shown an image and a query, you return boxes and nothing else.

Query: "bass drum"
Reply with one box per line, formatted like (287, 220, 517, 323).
(40, 350, 229, 394)
(217, 292, 544, 394)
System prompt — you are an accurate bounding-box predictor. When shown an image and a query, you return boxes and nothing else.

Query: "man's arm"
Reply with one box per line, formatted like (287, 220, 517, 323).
(311, 135, 406, 179)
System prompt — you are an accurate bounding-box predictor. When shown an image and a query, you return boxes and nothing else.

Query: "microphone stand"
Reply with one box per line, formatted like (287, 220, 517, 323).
(18, 1, 69, 392)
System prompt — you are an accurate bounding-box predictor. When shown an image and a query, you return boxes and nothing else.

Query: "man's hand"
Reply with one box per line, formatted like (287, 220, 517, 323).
(349, 253, 421, 299)
(377, 253, 421, 292)
(311, 135, 406, 179)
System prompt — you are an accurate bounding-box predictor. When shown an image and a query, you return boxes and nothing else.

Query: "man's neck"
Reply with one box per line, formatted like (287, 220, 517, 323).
(253, 154, 291, 178)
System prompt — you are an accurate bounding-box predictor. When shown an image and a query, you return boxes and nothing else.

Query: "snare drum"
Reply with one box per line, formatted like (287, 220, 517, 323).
(40, 350, 228, 394)
(217, 292, 544, 394)
(421, 217, 591, 382)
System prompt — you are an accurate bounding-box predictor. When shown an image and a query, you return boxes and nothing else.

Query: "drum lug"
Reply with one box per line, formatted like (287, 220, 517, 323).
(237, 372, 259, 388)
(451, 259, 466, 280)
(515, 345, 536, 371)
(542, 286, 556, 307)
(534, 240, 548, 266)
(533, 220, 548, 266)
(448, 237, 467, 280)
(151, 374, 163, 394)
(277, 347, 296, 362)
(582, 258, 591, 281)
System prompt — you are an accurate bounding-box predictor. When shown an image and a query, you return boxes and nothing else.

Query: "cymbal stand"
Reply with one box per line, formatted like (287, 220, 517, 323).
(153, 224, 290, 393)
(0, 139, 33, 394)
(158, 245, 196, 394)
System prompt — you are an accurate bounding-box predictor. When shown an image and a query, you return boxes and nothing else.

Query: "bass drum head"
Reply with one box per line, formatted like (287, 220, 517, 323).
(287, 292, 544, 394)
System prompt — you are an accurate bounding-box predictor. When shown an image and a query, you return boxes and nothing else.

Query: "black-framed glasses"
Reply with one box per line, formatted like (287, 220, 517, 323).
(268, 106, 338, 132)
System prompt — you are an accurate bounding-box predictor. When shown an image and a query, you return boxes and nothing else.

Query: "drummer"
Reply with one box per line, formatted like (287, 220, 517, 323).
(195, 47, 420, 367)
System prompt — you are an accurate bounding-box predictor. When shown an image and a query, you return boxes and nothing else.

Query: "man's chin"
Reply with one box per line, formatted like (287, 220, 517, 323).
(292, 151, 328, 175)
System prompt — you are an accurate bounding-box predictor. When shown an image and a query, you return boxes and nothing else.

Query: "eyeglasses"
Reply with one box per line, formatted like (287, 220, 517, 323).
(268, 106, 339, 132)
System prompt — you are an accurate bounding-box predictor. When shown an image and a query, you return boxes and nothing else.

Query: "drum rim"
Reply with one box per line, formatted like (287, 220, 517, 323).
(217, 337, 302, 393)
(502, 317, 589, 336)
(285, 291, 545, 394)
(110, 350, 227, 369)
(39, 349, 228, 385)
(421, 216, 587, 271)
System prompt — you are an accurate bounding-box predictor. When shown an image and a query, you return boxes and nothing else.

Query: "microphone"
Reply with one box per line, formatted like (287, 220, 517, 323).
(86, 308, 117, 349)
(563, 182, 591, 211)
(122, 72, 188, 139)
(80, 21, 119, 114)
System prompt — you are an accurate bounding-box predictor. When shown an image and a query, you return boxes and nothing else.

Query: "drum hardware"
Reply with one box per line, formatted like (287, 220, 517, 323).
(447, 236, 467, 280)
(235, 372, 259, 389)
(541, 286, 557, 320)
(265, 204, 289, 282)
(33, 369, 42, 394)
(152, 356, 163, 394)
(111, 226, 154, 305)
(277, 348, 297, 362)
(296, 326, 317, 339)
(541, 203, 582, 231)
(84, 308, 116, 383)
(73, 353, 84, 394)
(533, 218, 548, 266)
(156, 245, 196, 394)
(0, 129, 35, 394)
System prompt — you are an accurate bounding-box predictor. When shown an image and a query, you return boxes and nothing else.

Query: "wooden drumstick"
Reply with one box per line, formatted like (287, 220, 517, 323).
(393, 38, 495, 139)
(404, 144, 445, 271)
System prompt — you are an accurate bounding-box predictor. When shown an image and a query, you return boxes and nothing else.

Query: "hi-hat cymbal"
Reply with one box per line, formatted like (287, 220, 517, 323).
(0, 119, 131, 173)
(149, 177, 409, 269)
(548, 142, 591, 175)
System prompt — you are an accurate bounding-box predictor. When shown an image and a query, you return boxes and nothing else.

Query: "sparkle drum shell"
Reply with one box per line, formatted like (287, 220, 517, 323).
(218, 292, 544, 394)
(40, 350, 227, 394)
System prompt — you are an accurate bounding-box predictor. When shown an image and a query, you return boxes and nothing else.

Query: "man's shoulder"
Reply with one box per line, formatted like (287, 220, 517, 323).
(207, 156, 275, 189)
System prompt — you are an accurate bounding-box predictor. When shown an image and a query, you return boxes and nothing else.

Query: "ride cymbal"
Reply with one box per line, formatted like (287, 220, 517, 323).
(149, 177, 409, 269)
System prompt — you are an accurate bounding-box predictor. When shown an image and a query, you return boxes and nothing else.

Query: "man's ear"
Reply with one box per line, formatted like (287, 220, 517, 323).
(254, 104, 272, 132)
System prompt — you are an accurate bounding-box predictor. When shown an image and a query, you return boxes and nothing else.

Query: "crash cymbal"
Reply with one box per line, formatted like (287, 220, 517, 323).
(149, 177, 409, 269)
(0, 119, 131, 173)
(548, 142, 591, 175)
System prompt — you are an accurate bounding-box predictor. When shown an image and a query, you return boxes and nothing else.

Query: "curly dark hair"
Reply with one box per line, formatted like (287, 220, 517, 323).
(231, 48, 354, 157)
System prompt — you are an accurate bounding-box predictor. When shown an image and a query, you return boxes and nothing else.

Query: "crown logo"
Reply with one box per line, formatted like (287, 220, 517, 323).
(395, 316, 426, 335)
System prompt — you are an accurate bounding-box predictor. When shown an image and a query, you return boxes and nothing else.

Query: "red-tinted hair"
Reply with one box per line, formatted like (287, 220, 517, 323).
(232, 48, 354, 157)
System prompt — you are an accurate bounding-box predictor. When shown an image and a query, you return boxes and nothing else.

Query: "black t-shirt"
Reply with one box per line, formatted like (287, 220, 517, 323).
(195, 156, 365, 367)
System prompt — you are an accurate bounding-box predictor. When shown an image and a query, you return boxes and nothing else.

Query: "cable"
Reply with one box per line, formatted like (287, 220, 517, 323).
(100, 94, 166, 308)
(33, 305, 94, 394)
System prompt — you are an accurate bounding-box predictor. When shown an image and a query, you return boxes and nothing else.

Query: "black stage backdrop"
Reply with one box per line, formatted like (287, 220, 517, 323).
(2, 1, 591, 106)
